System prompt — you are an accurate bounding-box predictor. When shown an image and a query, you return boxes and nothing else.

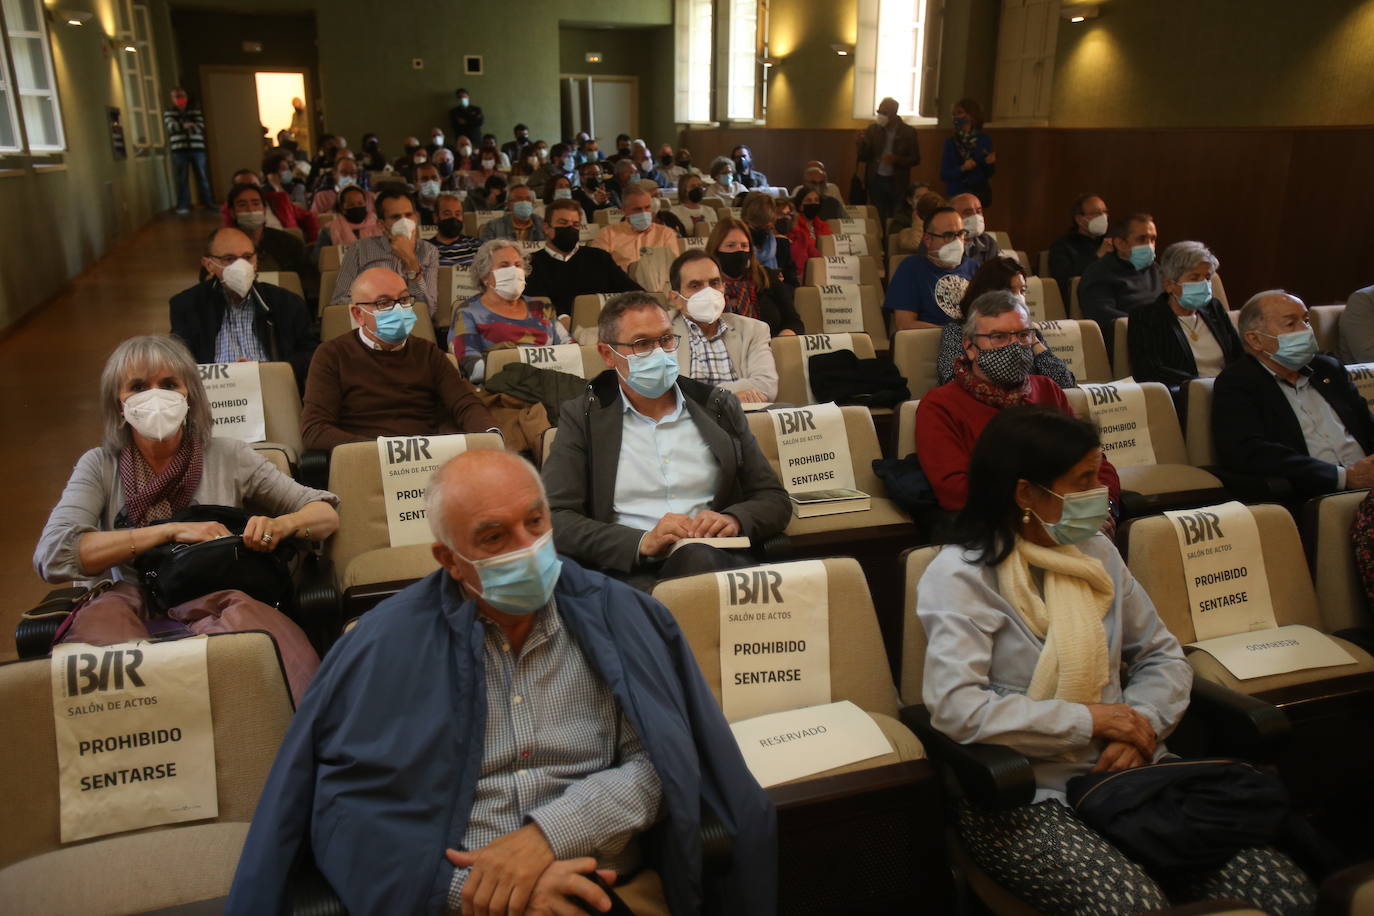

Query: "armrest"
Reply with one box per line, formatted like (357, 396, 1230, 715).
(898, 704, 1035, 810)
(755, 533, 793, 562)
(291, 550, 340, 655)
(288, 858, 346, 916)
(1181, 678, 1291, 762)
(1202, 466, 1294, 504)
(299, 448, 332, 492)
(15, 584, 105, 659)
(699, 803, 733, 880)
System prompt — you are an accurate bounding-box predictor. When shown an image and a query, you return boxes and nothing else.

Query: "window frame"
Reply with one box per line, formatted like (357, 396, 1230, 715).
(3, 0, 67, 153)
(0, 16, 23, 154)
(675, 0, 716, 126)
(113, 0, 162, 154)
(853, 0, 940, 126)
(723, 0, 766, 124)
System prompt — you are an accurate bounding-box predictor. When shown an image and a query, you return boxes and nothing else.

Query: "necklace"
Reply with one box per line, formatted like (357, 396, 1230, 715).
(1180, 313, 1203, 341)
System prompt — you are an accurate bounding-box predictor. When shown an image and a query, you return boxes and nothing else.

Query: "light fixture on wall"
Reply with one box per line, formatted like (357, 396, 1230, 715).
(831, 43, 854, 56)
(52, 8, 93, 26)
(1061, 3, 1101, 22)
(584, 52, 603, 64)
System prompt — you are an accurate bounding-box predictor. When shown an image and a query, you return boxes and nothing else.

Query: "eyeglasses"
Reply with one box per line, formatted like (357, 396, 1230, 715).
(207, 252, 256, 265)
(354, 294, 415, 312)
(928, 229, 968, 243)
(608, 333, 681, 357)
(974, 329, 1037, 347)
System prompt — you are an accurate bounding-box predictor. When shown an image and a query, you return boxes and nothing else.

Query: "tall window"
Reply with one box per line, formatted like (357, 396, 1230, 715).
(675, 0, 713, 124)
(2, 0, 65, 151)
(853, 0, 932, 121)
(0, 26, 20, 151)
(114, 0, 163, 151)
(725, 0, 760, 121)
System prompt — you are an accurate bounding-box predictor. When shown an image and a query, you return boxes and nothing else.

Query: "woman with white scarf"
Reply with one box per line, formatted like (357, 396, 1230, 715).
(916, 405, 1315, 915)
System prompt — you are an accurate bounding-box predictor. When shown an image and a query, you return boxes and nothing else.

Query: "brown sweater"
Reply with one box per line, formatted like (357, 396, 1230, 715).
(301, 331, 497, 451)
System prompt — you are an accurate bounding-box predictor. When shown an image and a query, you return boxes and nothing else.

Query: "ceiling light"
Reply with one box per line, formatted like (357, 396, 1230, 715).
(1070, 15, 1085, 22)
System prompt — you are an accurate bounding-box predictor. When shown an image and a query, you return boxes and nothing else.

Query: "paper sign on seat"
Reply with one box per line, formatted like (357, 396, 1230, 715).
(1165, 501, 1277, 643)
(1187, 625, 1356, 680)
(729, 700, 892, 787)
(378, 434, 472, 546)
(199, 361, 265, 443)
(818, 285, 865, 334)
(1346, 363, 1374, 409)
(1078, 381, 1157, 467)
(833, 234, 869, 257)
(769, 403, 857, 494)
(1022, 277, 1046, 323)
(516, 343, 585, 377)
(822, 255, 860, 284)
(1035, 320, 1087, 379)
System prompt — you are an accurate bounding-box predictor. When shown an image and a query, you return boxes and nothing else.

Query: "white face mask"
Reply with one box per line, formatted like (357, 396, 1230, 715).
(123, 388, 189, 442)
(432, 134, 444, 146)
(390, 216, 416, 239)
(336, 174, 357, 190)
(481, 158, 495, 170)
(963, 213, 985, 237)
(876, 113, 890, 127)
(491, 265, 526, 301)
(935, 239, 964, 268)
(419, 180, 440, 199)
(221, 257, 255, 297)
(458, 146, 472, 157)
(682, 286, 726, 324)
(1086, 213, 1109, 237)
(552, 188, 572, 200)
(235, 210, 266, 230)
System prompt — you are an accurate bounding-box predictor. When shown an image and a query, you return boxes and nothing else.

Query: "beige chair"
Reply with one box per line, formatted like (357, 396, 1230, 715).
(769, 332, 878, 406)
(1046, 319, 1112, 383)
(1069, 276, 1083, 320)
(819, 234, 882, 260)
(1125, 503, 1374, 699)
(326, 435, 502, 608)
(1007, 249, 1030, 274)
(570, 291, 669, 339)
(257, 270, 304, 299)
(1113, 317, 1132, 379)
(895, 399, 919, 459)
(319, 271, 338, 315)
(320, 304, 436, 344)
(1037, 250, 1050, 277)
(1184, 377, 1218, 466)
(1301, 488, 1374, 633)
(433, 266, 456, 331)
(319, 245, 347, 272)
(889, 253, 913, 281)
(701, 197, 724, 212)
(1212, 271, 1230, 309)
(484, 343, 603, 380)
(1310, 304, 1344, 355)
(890, 328, 943, 401)
(825, 218, 881, 239)
(283, 226, 305, 243)
(803, 256, 880, 289)
(592, 208, 625, 227)
(1023, 276, 1066, 322)
(990, 230, 1013, 251)
(0, 632, 294, 915)
(791, 285, 888, 349)
(1062, 381, 1226, 513)
(842, 204, 880, 222)
(256, 361, 306, 470)
(539, 427, 558, 468)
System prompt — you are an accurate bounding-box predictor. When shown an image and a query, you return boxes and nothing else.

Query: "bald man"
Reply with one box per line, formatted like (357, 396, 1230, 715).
(300, 266, 495, 451)
(1213, 289, 1374, 498)
(790, 161, 845, 221)
(229, 450, 777, 916)
(169, 226, 319, 388)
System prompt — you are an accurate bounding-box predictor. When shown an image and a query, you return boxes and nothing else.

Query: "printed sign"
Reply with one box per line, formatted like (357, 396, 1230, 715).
(683, 236, 708, 249)
(378, 435, 472, 546)
(51, 638, 217, 842)
(579, 223, 599, 242)
(1188, 624, 1356, 680)
(517, 343, 585, 377)
(1022, 277, 1048, 323)
(451, 264, 480, 305)
(842, 205, 868, 219)
(730, 700, 892, 787)
(822, 255, 860, 285)
(832, 234, 869, 257)
(516, 239, 544, 255)
(603, 207, 624, 223)
(1346, 363, 1374, 409)
(798, 332, 855, 402)
(836, 219, 867, 236)
(717, 561, 832, 721)
(770, 403, 856, 493)
(198, 362, 265, 443)
(1078, 382, 1157, 467)
(818, 285, 865, 334)
(1035, 320, 1087, 379)
(473, 210, 504, 229)
(1164, 501, 1278, 641)
(419, 225, 438, 240)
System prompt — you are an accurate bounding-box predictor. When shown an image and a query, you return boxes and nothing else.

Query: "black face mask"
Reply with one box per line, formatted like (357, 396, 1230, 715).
(343, 206, 368, 224)
(437, 217, 463, 238)
(734, 157, 750, 173)
(775, 216, 794, 235)
(750, 227, 770, 247)
(364, 138, 378, 150)
(676, 156, 691, 167)
(552, 225, 580, 253)
(584, 177, 600, 191)
(659, 154, 673, 167)
(687, 187, 704, 204)
(802, 202, 822, 220)
(717, 250, 751, 279)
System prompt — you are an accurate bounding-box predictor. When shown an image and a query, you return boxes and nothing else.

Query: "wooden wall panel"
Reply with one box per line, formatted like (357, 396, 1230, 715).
(682, 125, 1374, 307)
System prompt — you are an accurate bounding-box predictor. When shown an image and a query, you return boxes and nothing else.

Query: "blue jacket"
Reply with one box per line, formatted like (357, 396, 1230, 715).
(940, 133, 995, 200)
(226, 561, 777, 915)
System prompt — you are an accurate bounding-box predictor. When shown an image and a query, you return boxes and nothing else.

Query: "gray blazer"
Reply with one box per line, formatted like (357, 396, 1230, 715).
(479, 213, 547, 243)
(543, 371, 792, 573)
(671, 311, 779, 401)
(1338, 284, 1374, 364)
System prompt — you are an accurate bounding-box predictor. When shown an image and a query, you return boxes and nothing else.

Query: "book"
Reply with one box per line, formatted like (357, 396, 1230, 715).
(668, 536, 753, 554)
(740, 401, 773, 412)
(789, 488, 870, 518)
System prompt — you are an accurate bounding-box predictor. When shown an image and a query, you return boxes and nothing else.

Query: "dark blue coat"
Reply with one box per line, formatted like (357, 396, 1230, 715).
(226, 560, 776, 915)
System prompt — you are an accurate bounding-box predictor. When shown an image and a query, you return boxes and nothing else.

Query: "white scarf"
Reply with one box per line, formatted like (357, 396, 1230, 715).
(996, 537, 1115, 704)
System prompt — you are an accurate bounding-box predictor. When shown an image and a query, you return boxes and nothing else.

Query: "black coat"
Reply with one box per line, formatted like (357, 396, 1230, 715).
(1128, 293, 1244, 391)
(169, 279, 319, 390)
(1212, 353, 1374, 497)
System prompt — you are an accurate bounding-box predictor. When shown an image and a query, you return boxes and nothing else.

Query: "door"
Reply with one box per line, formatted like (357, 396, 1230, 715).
(589, 76, 637, 142)
(200, 67, 263, 199)
(991, 0, 1060, 125)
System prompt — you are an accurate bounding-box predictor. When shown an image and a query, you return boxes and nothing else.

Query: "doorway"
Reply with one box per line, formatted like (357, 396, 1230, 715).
(198, 66, 313, 199)
(560, 75, 638, 144)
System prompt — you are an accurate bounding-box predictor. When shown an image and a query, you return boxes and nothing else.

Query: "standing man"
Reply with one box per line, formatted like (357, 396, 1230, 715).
(289, 97, 312, 158)
(858, 96, 920, 224)
(163, 87, 214, 215)
(448, 88, 484, 145)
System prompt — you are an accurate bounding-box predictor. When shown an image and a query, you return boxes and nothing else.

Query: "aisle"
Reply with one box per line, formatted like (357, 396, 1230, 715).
(0, 211, 217, 658)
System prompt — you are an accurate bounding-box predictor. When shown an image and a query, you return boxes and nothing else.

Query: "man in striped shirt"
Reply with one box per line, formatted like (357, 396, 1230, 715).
(163, 87, 214, 215)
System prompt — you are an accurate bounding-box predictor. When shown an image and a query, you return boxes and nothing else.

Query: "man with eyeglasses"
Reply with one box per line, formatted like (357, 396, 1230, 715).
(331, 187, 440, 318)
(542, 291, 791, 588)
(301, 267, 496, 452)
(169, 227, 319, 390)
(915, 290, 1121, 515)
(1213, 290, 1374, 498)
(883, 206, 980, 331)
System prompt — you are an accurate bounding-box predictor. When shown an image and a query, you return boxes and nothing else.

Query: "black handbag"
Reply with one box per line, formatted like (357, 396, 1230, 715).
(1066, 758, 1289, 874)
(132, 505, 296, 611)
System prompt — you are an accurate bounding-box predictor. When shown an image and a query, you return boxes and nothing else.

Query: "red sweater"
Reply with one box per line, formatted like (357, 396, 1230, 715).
(915, 376, 1121, 511)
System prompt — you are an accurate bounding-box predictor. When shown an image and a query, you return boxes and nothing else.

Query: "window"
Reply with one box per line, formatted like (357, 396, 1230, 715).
(0, 26, 21, 151)
(853, 0, 937, 123)
(2, 0, 65, 151)
(675, 0, 713, 124)
(725, 0, 761, 121)
(114, 0, 163, 151)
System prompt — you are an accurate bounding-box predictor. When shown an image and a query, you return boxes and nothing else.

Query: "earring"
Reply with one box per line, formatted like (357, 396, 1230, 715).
(1021, 506, 1031, 524)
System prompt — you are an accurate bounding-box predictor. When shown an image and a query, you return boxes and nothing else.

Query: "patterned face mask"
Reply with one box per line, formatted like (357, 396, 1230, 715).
(973, 341, 1034, 388)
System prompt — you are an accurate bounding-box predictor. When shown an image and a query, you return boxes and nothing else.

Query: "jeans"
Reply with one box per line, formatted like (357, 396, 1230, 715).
(171, 149, 213, 211)
(867, 172, 897, 226)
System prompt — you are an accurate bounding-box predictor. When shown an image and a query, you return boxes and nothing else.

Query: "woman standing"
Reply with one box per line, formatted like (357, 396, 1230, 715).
(940, 98, 996, 207)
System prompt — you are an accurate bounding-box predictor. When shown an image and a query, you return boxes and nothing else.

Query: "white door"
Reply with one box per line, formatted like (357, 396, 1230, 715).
(991, 0, 1059, 124)
(589, 77, 637, 143)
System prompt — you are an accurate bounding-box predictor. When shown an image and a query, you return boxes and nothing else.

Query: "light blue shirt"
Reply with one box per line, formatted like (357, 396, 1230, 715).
(612, 385, 722, 532)
(1260, 361, 1367, 489)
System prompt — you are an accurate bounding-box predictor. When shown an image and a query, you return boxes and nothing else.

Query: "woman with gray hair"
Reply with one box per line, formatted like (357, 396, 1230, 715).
(448, 238, 570, 381)
(1126, 240, 1242, 396)
(33, 335, 338, 700)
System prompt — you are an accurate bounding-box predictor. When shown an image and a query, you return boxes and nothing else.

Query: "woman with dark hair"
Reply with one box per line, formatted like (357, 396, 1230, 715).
(935, 256, 1075, 388)
(916, 404, 1315, 914)
(940, 98, 996, 206)
(706, 217, 803, 337)
(788, 186, 831, 276)
(360, 133, 387, 171)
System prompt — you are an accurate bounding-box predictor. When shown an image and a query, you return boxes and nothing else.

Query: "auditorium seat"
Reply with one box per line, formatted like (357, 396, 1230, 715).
(1212, 271, 1230, 309)
(825, 217, 881, 239)
(256, 270, 304, 300)
(1007, 249, 1031, 274)
(325, 434, 502, 616)
(768, 331, 885, 406)
(895, 399, 918, 459)
(790, 284, 888, 349)
(1300, 489, 1374, 637)
(1112, 318, 1132, 378)
(283, 226, 305, 243)
(484, 342, 602, 380)
(1051, 319, 1112, 382)
(1183, 377, 1294, 502)
(890, 328, 942, 400)
(1309, 304, 1344, 355)
(819, 232, 882, 261)
(1037, 250, 1050, 277)
(318, 271, 337, 315)
(802, 255, 881, 288)
(254, 361, 307, 474)
(989, 230, 1013, 251)
(320, 304, 436, 343)
(843, 204, 880, 222)
(569, 291, 670, 343)
(0, 632, 294, 915)
(592, 208, 625, 227)
(1023, 276, 1067, 322)
(1069, 276, 1083, 320)
(1061, 381, 1226, 515)
(319, 244, 348, 273)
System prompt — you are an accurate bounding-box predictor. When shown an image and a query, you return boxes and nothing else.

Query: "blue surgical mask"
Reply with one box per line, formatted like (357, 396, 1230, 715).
(1127, 244, 1154, 270)
(457, 530, 562, 615)
(371, 305, 417, 343)
(627, 211, 653, 232)
(1261, 328, 1318, 371)
(1032, 485, 1110, 546)
(512, 200, 534, 221)
(618, 346, 679, 398)
(279, 169, 294, 187)
(1177, 279, 1212, 310)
